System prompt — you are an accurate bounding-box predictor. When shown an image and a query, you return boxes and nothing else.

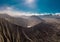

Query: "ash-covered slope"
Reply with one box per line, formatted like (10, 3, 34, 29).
(0, 18, 26, 42)
(0, 16, 60, 42)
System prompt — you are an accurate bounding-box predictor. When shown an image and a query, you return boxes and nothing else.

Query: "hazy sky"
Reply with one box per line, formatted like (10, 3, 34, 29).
(0, 0, 60, 13)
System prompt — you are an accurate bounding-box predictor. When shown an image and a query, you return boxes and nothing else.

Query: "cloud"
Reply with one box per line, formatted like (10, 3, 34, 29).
(0, 6, 41, 16)
(0, 6, 60, 17)
(23, 0, 36, 9)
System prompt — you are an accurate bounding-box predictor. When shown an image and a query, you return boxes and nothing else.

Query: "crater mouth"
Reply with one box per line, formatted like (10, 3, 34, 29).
(1, 14, 43, 28)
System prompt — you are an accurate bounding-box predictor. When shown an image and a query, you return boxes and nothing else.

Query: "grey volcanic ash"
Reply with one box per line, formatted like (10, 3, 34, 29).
(0, 14, 60, 42)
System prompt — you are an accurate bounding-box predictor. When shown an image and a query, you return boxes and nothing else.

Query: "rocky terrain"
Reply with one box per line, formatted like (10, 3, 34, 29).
(0, 14, 60, 42)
